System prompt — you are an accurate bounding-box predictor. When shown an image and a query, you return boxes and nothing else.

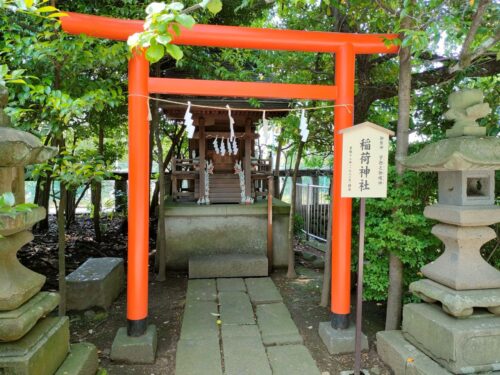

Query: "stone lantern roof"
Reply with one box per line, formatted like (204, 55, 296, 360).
(400, 89, 499, 172)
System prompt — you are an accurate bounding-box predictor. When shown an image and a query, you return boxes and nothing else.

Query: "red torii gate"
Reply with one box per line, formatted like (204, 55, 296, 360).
(61, 12, 398, 337)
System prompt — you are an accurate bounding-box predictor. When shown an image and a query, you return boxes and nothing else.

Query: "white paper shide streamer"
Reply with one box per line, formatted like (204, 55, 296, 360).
(299, 109, 309, 142)
(227, 105, 235, 141)
(220, 137, 226, 156)
(232, 139, 238, 155)
(213, 136, 220, 154)
(184, 101, 195, 139)
(227, 137, 232, 155)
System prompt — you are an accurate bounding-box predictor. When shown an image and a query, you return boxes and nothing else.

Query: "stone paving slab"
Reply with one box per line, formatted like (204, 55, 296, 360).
(186, 279, 217, 302)
(245, 277, 283, 305)
(267, 344, 321, 375)
(175, 336, 222, 375)
(222, 325, 272, 375)
(216, 278, 246, 292)
(219, 291, 255, 325)
(256, 303, 303, 345)
(180, 300, 219, 340)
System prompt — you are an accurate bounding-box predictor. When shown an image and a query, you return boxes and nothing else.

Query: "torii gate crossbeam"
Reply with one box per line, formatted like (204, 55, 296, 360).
(61, 12, 398, 338)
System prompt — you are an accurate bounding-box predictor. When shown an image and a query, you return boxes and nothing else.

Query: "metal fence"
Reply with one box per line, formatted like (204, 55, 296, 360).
(295, 183, 331, 242)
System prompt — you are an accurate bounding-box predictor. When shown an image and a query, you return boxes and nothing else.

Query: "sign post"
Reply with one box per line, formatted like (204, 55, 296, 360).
(340, 122, 394, 375)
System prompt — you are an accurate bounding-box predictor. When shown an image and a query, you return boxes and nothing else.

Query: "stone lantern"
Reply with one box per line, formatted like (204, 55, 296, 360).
(0, 86, 98, 374)
(377, 89, 500, 374)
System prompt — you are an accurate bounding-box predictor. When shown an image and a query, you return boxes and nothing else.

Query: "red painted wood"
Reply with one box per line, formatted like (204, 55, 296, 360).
(149, 78, 337, 100)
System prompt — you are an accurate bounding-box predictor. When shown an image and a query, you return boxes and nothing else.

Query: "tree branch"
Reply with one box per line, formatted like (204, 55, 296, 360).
(451, 0, 492, 73)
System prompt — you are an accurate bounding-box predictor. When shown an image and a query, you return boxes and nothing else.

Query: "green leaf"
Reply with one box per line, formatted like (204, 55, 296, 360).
(171, 24, 181, 36)
(166, 2, 184, 11)
(47, 12, 68, 18)
(166, 44, 183, 60)
(156, 35, 172, 46)
(6, 79, 27, 84)
(206, 0, 222, 14)
(199, 0, 223, 13)
(175, 14, 195, 29)
(146, 44, 164, 63)
(36, 6, 58, 13)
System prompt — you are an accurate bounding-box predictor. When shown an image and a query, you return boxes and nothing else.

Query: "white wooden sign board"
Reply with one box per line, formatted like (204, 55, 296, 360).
(340, 122, 394, 198)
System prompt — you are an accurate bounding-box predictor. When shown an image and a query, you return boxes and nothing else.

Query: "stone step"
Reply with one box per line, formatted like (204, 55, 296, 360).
(0, 292, 59, 342)
(0, 316, 69, 375)
(189, 254, 268, 279)
(377, 330, 451, 375)
(66, 257, 124, 311)
(55, 342, 99, 375)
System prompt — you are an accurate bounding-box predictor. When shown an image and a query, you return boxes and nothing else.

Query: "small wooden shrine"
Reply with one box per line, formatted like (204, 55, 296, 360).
(161, 98, 286, 204)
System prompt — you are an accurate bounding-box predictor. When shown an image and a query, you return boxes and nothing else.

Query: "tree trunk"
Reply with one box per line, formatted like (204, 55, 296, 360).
(149, 124, 185, 216)
(91, 122, 104, 242)
(286, 142, 305, 279)
(385, 15, 412, 331)
(35, 175, 52, 230)
(58, 183, 67, 316)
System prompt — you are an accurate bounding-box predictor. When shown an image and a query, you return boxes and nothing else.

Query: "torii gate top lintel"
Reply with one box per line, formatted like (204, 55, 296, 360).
(62, 12, 398, 54)
(61, 12, 398, 337)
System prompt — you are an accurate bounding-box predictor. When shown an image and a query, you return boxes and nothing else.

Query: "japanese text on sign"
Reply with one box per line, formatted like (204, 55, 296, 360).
(340, 122, 394, 198)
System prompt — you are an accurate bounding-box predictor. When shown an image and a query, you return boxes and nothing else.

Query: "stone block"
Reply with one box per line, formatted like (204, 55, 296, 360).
(0, 231, 46, 311)
(256, 303, 302, 345)
(424, 204, 500, 227)
(422, 224, 500, 290)
(0, 316, 69, 375)
(376, 330, 451, 375)
(402, 303, 500, 374)
(189, 254, 268, 279)
(219, 291, 255, 325)
(186, 279, 217, 302)
(0, 291, 59, 342)
(318, 321, 368, 354)
(222, 325, 271, 375)
(110, 325, 157, 364)
(180, 301, 219, 340)
(164, 200, 290, 270)
(245, 277, 283, 305)
(55, 342, 99, 375)
(266, 345, 321, 375)
(66, 257, 124, 311)
(216, 277, 246, 292)
(175, 336, 222, 375)
(410, 279, 500, 317)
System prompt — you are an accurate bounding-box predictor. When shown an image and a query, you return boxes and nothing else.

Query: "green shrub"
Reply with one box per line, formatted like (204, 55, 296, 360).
(352, 167, 442, 302)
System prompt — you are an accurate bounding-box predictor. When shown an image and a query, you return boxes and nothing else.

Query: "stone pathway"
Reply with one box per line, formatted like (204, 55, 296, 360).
(175, 277, 321, 375)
